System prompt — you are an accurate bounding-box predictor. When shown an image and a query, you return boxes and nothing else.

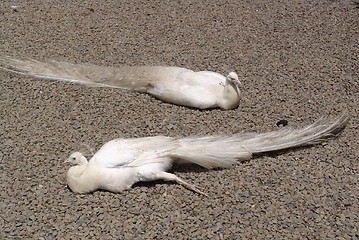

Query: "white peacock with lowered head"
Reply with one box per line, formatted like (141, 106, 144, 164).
(0, 56, 241, 110)
(64, 113, 348, 196)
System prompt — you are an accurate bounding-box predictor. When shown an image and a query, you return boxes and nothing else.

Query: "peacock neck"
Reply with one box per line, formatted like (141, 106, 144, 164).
(225, 78, 240, 95)
(220, 81, 241, 109)
(66, 164, 96, 193)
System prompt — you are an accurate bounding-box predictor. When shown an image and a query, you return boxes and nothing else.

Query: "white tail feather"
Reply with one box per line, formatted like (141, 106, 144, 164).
(173, 114, 348, 169)
(0, 56, 182, 91)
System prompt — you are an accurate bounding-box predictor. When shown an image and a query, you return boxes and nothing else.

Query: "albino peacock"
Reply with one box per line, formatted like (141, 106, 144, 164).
(65, 114, 348, 196)
(0, 56, 241, 110)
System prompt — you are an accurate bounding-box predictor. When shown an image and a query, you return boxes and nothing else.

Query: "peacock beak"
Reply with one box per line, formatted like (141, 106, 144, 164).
(64, 157, 74, 164)
(235, 80, 241, 88)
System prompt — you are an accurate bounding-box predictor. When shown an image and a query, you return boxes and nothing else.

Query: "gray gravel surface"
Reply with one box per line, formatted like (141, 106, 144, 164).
(1, 0, 358, 239)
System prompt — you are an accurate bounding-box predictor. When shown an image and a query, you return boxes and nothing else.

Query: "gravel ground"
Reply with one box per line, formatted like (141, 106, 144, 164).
(1, 1, 358, 239)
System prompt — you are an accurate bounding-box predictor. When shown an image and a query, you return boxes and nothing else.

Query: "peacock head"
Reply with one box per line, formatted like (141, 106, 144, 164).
(65, 152, 88, 165)
(226, 72, 241, 87)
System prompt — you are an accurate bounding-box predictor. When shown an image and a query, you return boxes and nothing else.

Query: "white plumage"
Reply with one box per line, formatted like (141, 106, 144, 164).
(0, 56, 241, 110)
(65, 114, 348, 196)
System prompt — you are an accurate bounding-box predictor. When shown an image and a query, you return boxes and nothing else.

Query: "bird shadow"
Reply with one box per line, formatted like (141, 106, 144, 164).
(132, 180, 178, 190)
